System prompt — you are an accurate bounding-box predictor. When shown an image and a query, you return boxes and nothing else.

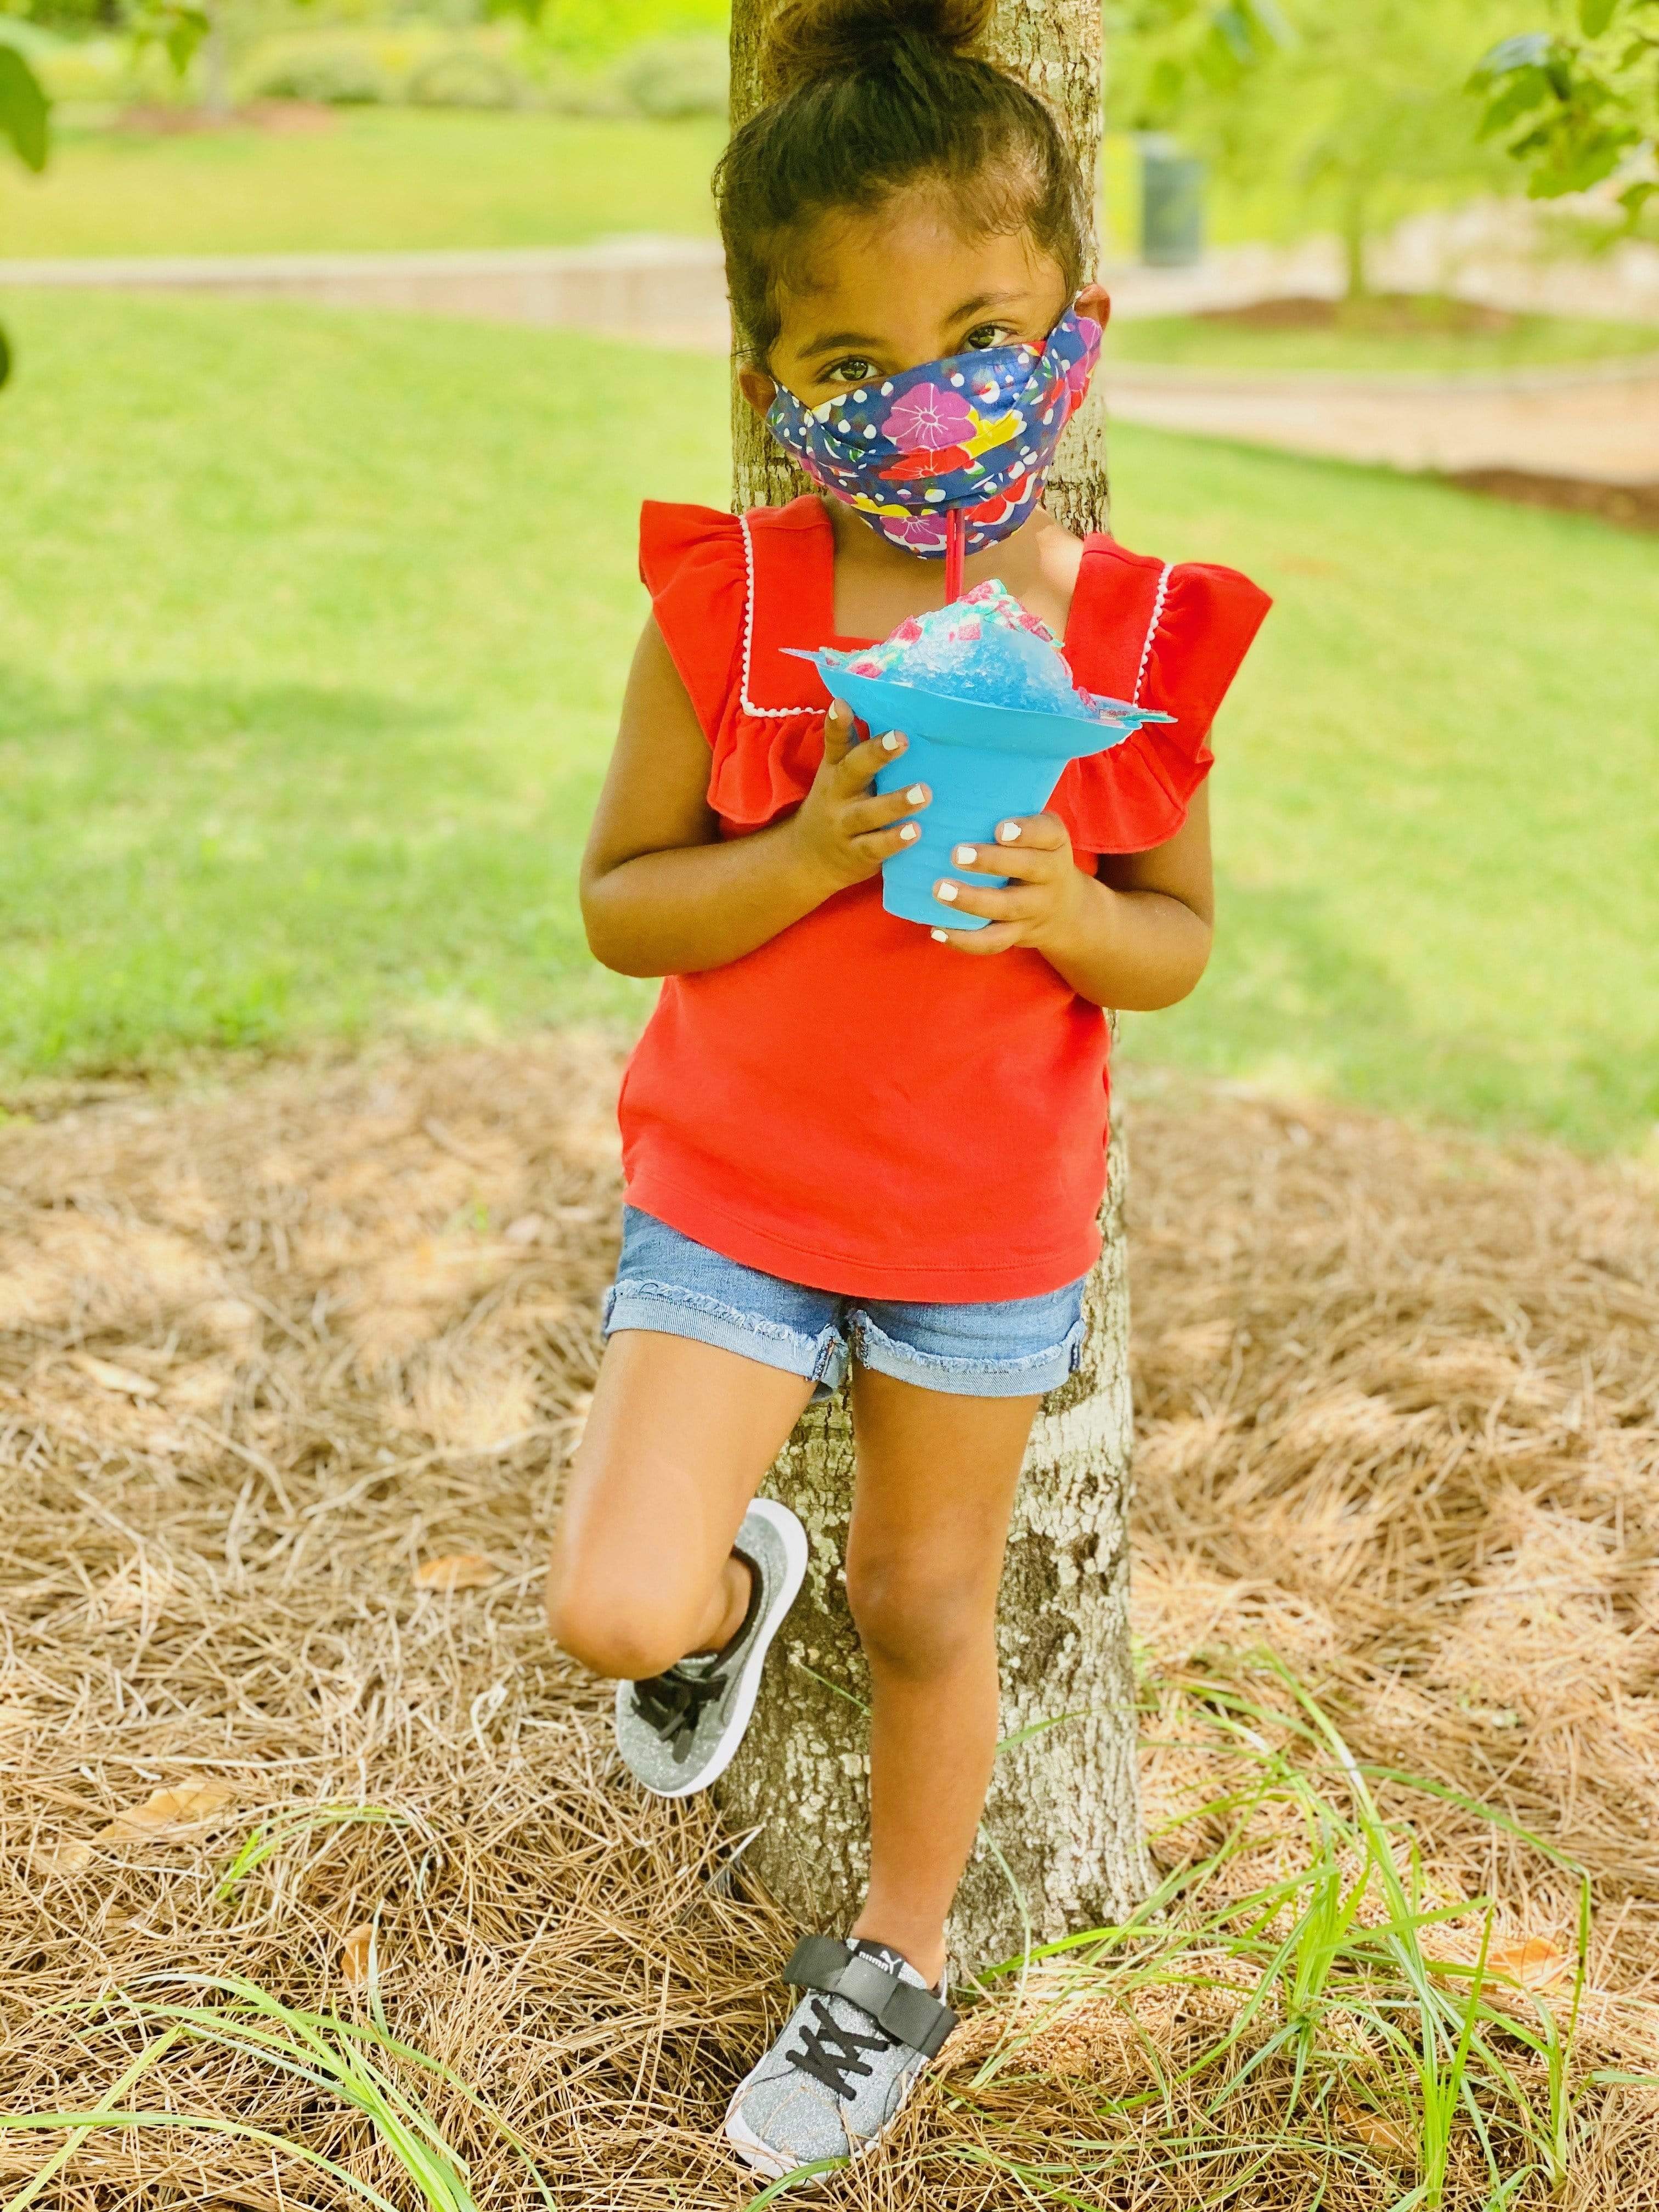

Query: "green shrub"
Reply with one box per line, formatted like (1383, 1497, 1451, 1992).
(246, 46, 393, 104)
(611, 33, 726, 120)
(405, 48, 523, 110)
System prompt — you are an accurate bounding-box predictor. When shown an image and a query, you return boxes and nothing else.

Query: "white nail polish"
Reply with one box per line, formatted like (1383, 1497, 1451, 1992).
(953, 844, 975, 866)
(881, 732, 901, 751)
(998, 821, 1020, 843)
(906, 785, 926, 805)
(936, 882, 958, 904)
(899, 823, 918, 843)
(930, 928, 949, 941)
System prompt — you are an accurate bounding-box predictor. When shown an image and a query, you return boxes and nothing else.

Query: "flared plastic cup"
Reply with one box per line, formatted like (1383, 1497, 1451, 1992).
(786, 653, 1167, 932)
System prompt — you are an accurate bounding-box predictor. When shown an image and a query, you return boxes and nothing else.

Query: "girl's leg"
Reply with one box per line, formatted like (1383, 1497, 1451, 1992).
(842, 1369, 1041, 1987)
(547, 1329, 814, 1681)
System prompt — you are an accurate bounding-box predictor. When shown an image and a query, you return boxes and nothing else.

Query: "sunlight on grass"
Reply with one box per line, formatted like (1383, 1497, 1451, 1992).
(1107, 298, 1659, 379)
(0, 109, 725, 258)
(0, 291, 1654, 1147)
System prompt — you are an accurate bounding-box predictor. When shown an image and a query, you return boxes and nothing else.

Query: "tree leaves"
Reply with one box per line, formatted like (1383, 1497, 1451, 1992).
(412, 1552, 498, 1592)
(1472, 1, 1659, 204)
(98, 1780, 239, 1843)
(1484, 1934, 1572, 1989)
(338, 1921, 378, 1983)
(0, 42, 49, 176)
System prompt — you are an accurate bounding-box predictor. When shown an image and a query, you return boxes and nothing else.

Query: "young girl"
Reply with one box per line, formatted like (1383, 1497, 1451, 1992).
(547, 0, 1269, 2176)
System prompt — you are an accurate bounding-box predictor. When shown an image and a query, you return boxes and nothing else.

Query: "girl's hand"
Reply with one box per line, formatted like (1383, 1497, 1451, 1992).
(787, 699, 931, 895)
(929, 814, 1108, 959)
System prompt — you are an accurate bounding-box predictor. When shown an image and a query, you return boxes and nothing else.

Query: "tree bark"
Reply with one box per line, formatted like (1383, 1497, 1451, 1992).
(717, 0, 1149, 1976)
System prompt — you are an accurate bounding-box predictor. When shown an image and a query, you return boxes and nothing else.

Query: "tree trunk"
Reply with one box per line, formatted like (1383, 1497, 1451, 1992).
(717, 0, 1149, 1977)
(1341, 182, 1370, 303)
(201, 4, 232, 120)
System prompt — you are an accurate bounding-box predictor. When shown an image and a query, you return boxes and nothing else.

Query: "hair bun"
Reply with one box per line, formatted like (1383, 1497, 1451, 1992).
(762, 0, 995, 95)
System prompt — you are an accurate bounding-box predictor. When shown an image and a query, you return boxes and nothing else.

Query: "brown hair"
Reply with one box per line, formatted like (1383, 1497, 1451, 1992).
(715, 0, 1090, 366)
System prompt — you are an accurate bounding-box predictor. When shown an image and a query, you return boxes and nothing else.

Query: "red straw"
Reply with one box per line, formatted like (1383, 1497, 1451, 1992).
(944, 506, 966, 603)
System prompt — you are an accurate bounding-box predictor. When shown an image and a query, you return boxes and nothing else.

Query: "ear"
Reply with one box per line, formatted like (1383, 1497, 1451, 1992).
(1075, 281, 1112, 332)
(737, 365, 778, 416)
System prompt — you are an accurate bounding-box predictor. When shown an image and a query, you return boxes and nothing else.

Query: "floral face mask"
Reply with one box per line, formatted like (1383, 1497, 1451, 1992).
(764, 307, 1101, 562)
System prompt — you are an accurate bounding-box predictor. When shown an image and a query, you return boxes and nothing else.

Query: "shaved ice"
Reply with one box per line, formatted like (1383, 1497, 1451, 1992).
(839, 580, 1126, 724)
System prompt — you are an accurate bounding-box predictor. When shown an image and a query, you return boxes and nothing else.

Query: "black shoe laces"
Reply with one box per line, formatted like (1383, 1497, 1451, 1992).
(788, 1997, 895, 2100)
(630, 1663, 726, 1757)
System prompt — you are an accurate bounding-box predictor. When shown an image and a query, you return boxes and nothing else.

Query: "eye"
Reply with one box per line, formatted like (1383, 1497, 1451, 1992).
(822, 356, 879, 386)
(962, 322, 1018, 352)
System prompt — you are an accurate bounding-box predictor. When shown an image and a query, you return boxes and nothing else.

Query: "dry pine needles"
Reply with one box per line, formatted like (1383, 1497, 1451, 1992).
(1, 1041, 1656, 2206)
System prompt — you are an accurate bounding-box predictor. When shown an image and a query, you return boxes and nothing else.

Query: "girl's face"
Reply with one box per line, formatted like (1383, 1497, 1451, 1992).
(738, 187, 1109, 414)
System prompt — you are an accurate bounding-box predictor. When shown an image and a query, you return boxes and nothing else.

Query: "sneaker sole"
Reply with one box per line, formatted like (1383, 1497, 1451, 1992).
(624, 1495, 809, 1801)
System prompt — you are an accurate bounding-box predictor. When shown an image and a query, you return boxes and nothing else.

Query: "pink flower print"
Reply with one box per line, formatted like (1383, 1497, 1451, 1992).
(881, 382, 976, 452)
(883, 512, 950, 552)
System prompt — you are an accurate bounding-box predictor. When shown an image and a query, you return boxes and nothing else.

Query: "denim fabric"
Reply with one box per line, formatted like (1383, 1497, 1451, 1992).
(602, 1206, 1085, 1402)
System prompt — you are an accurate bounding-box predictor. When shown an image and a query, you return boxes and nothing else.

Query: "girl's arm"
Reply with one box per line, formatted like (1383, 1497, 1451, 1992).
(928, 791, 1215, 1011)
(581, 619, 932, 978)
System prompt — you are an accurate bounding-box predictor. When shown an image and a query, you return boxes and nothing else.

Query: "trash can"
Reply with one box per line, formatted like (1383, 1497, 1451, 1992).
(1140, 136, 1206, 268)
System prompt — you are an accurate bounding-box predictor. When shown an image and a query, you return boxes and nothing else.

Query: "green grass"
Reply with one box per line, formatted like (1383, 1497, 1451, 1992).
(0, 289, 722, 1065)
(0, 109, 723, 258)
(1108, 297, 1659, 378)
(1107, 424, 1659, 1150)
(0, 290, 1655, 1148)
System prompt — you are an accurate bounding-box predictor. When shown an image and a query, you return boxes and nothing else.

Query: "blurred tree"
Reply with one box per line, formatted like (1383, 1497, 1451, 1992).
(1472, 0, 1659, 222)
(1115, 0, 1521, 295)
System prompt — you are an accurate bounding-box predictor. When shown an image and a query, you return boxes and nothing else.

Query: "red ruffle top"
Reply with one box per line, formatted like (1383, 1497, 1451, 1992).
(617, 495, 1269, 1302)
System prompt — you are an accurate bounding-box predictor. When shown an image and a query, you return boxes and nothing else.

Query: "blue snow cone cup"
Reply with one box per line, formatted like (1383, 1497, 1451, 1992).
(785, 651, 1172, 932)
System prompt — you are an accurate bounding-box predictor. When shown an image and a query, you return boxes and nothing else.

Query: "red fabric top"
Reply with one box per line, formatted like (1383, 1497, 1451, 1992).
(617, 496, 1269, 1301)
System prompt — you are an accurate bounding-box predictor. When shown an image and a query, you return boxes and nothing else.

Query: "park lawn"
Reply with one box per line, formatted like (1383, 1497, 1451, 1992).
(1108, 296, 1659, 377)
(0, 290, 1655, 1149)
(0, 109, 724, 258)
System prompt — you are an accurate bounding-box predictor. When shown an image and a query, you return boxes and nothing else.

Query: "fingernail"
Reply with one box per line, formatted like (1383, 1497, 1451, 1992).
(953, 844, 976, 866)
(899, 823, 918, 843)
(881, 732, 902, 752)
(906, 785, 926, 805)
(935, 881, 959, 904)
(998, 821, 1021, 843)
(930, 928, 948, 941)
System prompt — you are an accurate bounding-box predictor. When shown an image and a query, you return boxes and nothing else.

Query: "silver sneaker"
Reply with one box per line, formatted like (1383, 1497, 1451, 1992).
(725, 1937, 957, 2181)
(613, 1497, 807, 1799)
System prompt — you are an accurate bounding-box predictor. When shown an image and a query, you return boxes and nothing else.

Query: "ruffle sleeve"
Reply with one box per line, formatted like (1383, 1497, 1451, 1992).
(638, 500, 747, 747)
(1058, 554, 1272, 857)
(639, 496, 833, 830)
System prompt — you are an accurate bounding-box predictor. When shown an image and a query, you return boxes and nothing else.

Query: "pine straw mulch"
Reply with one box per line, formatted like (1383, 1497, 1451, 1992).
(1, 1039, 1656, 2208)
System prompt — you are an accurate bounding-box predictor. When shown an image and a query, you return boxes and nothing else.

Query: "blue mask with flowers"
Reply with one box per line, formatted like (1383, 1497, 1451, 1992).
(764, 308, 1101, 560)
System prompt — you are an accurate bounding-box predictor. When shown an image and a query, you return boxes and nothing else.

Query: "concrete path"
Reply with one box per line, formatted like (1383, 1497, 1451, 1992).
(7, 230, 1657, 484)
(1103, 352, 1659, 483)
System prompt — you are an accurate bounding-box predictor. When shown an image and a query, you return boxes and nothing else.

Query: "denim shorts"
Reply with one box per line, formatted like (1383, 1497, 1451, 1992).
(602, 1206, 1086, 1401)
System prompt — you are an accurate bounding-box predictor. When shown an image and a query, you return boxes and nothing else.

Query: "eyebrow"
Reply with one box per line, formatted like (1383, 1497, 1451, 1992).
(794, 291, 1037, 362)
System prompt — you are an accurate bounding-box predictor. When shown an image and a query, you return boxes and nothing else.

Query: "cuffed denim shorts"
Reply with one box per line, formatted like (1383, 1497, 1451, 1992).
(602, 1206, 1086, 1401)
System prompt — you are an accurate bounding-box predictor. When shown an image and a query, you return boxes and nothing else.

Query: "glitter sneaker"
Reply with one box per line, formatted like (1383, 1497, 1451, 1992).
(613, 1496, 807, 1799)
(725, 1936, 958, 2180)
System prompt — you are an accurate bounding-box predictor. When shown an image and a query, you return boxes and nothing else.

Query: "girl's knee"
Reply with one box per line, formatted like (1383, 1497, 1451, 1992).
(545, 1548, 698, 1682)
(846, 1554, 994, 1680)
(545, 1576, 688, 1683)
